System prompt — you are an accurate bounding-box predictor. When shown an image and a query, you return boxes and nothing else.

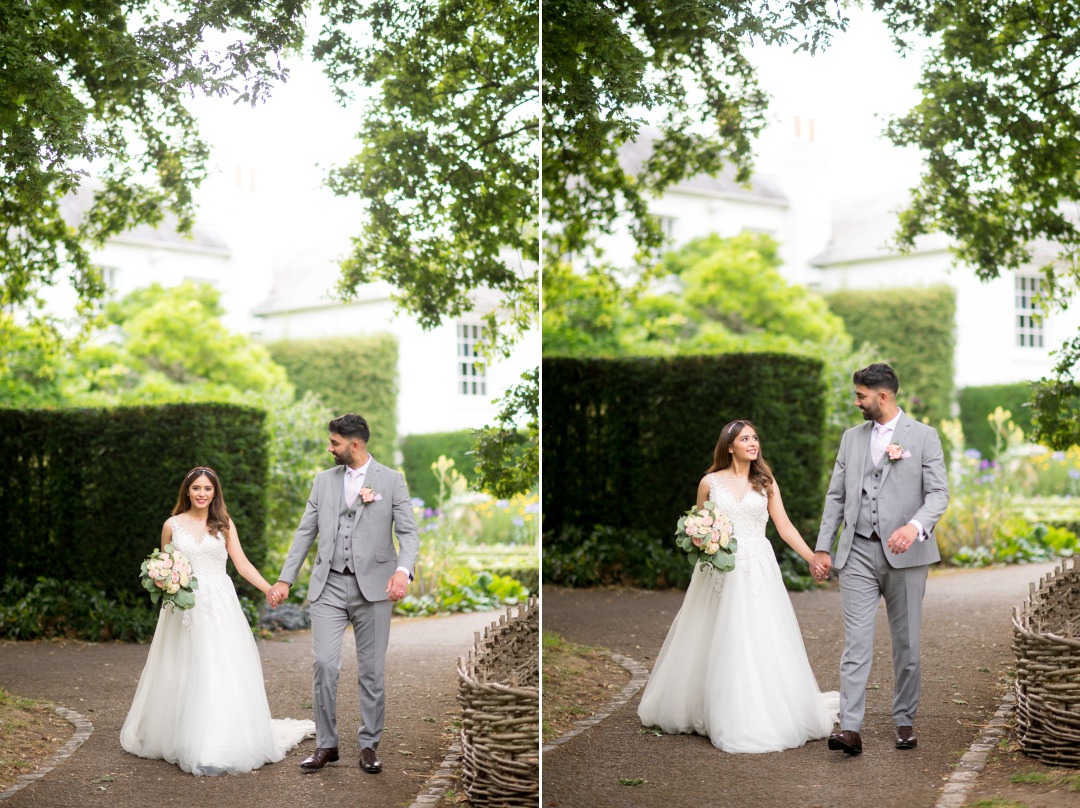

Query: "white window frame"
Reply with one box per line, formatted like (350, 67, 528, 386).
(456, 322, 487, 397)
(1016, 275, 1045, 349)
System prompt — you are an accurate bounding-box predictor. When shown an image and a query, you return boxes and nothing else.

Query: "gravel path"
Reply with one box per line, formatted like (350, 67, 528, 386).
(542, 561, 1058, 808)
(0, 609, 500, 808)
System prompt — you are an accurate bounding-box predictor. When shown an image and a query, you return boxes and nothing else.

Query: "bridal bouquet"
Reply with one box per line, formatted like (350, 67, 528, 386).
(140, 544, 199, 610)
(674, 500, 737, 573)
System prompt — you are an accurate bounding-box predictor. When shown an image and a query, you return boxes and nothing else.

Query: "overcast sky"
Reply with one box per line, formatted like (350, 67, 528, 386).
(187, 6, 929, 222)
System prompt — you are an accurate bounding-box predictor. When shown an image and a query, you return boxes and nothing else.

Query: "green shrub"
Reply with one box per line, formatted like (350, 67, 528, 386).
(393, 569, 529, 617)
(958, 383, 1036, 458)
(0, 404, 268, 602)
(542, 353, 826, 589)
(0, 577, 159, 641)
(824, 285, 956, 427)
(267, 333, 399, 456)
(400, 430, 477, 507)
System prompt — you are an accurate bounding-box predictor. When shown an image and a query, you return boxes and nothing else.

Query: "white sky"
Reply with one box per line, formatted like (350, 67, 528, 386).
(751, 5, 929, 201)
(185, 6, 929, 228)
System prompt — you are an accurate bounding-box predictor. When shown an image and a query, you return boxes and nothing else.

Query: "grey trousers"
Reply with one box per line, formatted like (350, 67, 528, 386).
(838, 536, 928, 731)
(309, 569, 393, 750)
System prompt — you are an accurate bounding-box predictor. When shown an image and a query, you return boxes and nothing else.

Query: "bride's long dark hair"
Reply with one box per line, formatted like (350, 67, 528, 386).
(173, 466, 231, 540)
(706, 419, 775, 497)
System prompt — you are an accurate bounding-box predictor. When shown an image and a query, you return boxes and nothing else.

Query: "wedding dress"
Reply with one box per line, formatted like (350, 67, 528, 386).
(120, 518, 314, 775)
(637, 475, 838, 753)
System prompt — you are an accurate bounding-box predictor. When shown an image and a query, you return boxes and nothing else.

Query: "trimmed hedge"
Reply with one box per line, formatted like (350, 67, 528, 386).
(0, 404, 268, 600)
(267, 333, 399, 456)
(958, 382, 1036, 458)
(542, 354, 826, 586)
(400, 429, 477, 507)
(824, 284, 956, 427)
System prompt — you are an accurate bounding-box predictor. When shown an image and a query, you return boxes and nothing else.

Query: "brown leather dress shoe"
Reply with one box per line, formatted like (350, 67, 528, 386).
(896, 725, 917, 749)
(300, 747, 339, 771)
(827, 730, 863, 755)
(359, 746, 382, 774)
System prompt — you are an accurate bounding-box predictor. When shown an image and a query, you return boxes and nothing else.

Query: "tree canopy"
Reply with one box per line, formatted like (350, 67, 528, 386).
(317, 0, 539, 355)
(0, 0, 305, 324)
(541, 0, 846, 264)
(875, 0, 1080, 447)
(544, 232, 876, 432)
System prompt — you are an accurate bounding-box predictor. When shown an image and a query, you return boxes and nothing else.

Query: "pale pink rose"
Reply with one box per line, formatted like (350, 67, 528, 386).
(886, 443, 906, 461)
(691, 534, 703, 547)
(700, 513, 714, 527)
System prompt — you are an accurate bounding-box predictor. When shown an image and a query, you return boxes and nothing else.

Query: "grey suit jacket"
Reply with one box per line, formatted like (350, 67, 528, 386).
(816, 413, 949, 570)
(279, 458, 420, 602)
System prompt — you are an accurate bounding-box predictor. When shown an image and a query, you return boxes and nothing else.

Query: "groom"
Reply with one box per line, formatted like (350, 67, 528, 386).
(268, 413, 419, 774)
(812, 364, 949, 755)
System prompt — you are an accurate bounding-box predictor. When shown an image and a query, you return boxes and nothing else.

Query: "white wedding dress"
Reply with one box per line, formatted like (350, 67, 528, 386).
(120, 518, 314, 775)
(637, 475, 838, 753)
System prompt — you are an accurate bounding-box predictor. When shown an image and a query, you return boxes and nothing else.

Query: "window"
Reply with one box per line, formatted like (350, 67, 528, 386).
(1016, 275, 1044, 348)
(457, 322, 487, 396)
(655, 215, 677, 242)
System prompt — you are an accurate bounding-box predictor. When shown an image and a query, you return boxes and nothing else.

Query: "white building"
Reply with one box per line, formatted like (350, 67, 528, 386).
(601, 124, 1079, 391)
(250, 227, 539, 437)
(809, 192, 1080, 389)
(48, 172, 537, 439)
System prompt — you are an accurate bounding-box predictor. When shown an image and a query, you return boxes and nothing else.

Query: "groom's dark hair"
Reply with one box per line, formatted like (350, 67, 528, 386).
(853, 363, 899, 394)
(329, 413, 371, 442)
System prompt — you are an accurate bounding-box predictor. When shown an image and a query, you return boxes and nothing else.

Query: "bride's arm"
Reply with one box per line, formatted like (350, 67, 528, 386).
(160, 519, 173, 552)
(766, 482, 815, 564)
(696, 475, 711, 510)
(224, 518, 273, 595)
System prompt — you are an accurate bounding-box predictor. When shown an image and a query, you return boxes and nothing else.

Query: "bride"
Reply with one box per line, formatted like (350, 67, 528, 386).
(121, 466, 314, 775)
(637, 420, 838, 753)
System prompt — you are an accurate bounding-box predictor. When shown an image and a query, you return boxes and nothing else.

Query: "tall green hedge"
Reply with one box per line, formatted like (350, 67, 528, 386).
(267, 333, 399, 456)
(542, 354, 826, 581)
(958, 382, 1036, 458)
(0, 404, 268, 600)
(824, 284, 956, 426)
(400, 430, 476, 507)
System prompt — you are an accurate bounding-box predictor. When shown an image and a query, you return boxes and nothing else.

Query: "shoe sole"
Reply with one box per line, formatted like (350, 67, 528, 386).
(300, 757, 339, 772)
(895, 740, 917, 750)
(827, 737, 862, 755)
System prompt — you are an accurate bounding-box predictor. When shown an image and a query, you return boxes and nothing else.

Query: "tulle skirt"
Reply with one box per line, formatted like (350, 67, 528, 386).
(120, 573, 314, 775)
(638, 557, 838, 753)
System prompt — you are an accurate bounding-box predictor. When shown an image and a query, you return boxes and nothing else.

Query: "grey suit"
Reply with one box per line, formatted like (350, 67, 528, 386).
(816, 413, 949, 731)
(279, 458, 419, 750)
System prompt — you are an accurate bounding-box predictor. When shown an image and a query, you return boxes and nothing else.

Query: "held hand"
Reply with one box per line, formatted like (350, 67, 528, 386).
(386, 570, 409, 602)
(267, 581, 290, 609)
(887, 524, 919, 555)
(811, 551, 832, 582)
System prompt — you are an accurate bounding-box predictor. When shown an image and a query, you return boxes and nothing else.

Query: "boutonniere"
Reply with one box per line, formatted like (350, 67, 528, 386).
(358, 487, 382, 503)
(886, 443, 912, 462)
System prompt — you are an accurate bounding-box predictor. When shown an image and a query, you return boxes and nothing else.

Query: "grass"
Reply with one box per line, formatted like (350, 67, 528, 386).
(541, 631, 630, 744)
(0, 687, 71, 792)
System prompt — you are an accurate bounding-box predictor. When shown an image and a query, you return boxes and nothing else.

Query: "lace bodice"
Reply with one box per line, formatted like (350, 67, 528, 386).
(169, 517, 229, 579)
(167, 517, 234, 628)
(706, 474, 773, 597)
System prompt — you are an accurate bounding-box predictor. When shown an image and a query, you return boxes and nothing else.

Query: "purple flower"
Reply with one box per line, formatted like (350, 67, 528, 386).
(512, 517, 525, 527)
(965, 448, 982, 460)
(1069, 469, 1080, 480)
(1053, 451, 1066, 461)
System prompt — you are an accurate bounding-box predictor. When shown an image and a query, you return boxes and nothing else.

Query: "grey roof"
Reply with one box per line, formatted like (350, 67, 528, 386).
(811, 191, 950, 266)
(620, 127, 788, 205)
(60, 184, 230, 255)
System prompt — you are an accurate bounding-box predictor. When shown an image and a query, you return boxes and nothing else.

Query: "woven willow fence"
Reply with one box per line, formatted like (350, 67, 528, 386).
(457, 596, 539, 807)
(1012, 557, 1080, 767)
